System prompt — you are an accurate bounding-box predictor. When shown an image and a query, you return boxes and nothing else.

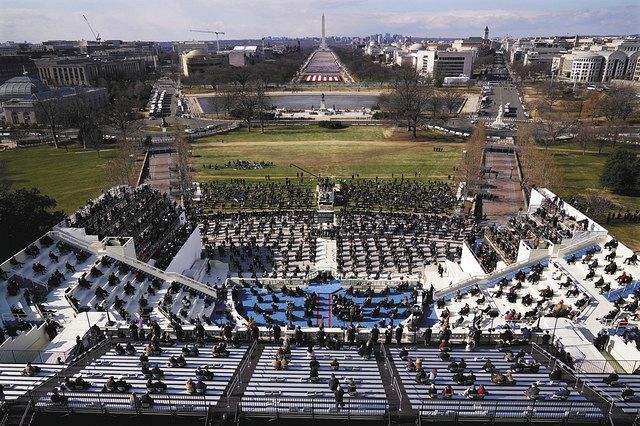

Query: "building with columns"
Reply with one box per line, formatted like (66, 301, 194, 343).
(34, 56, 146, 87)
(0, 75, 107, 125)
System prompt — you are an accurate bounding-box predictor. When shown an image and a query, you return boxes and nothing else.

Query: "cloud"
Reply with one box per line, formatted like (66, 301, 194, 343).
(0, 1, 637, 42)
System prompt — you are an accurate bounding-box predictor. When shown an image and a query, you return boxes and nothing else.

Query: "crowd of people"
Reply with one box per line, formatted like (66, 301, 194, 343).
(201, 211, 317, 278)
(194, 180, 314, 211)
(202, 160, 275, 171)
(335, 210, 473, 278)
(337, 179, 458, 213)
(68, 186, 182, 261)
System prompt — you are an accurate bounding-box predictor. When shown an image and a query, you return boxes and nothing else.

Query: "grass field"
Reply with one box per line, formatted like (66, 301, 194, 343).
(193, 125, 464, 181)
(0, 145, 113, 214)
(548, 142, 640, 249)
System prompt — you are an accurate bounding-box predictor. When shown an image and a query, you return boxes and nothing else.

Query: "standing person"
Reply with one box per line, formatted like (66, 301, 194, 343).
(272, 324, 281, 344)
(423, 327, 432, 346)
(395, 324, 404, 345)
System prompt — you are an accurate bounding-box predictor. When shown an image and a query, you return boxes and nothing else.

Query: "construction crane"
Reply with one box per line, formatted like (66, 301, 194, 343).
(189, 30, 225, 52)
(82, 14, 101, 42)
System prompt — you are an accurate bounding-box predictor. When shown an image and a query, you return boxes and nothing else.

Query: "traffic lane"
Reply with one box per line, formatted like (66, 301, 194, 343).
(481, 85, 526, 120)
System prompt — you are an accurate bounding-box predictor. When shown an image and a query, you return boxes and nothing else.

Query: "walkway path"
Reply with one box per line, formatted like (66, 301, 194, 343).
(481, 146, 525, 223)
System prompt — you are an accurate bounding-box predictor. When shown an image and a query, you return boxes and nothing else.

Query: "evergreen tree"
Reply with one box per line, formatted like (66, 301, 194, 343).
(600, 149, 640, 195)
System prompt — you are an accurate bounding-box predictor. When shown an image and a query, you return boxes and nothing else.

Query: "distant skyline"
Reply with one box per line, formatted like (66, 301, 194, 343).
(0, 0, 638, 43)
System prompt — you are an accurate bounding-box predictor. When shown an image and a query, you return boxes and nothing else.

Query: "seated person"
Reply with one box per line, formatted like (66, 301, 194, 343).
(169, 354, 187, 368)
(427, 383, 438, 398)
(441, 384, 454, 399)
(525, 383, 542, 400)
(22, 362, 41, 377)
(309, 357, 320, 370)
(115, 377, 131, 392)
(551, 386, 570, 401)
(406, 359, 416, 372)
(141, 392, 154, 408)
(50, 388, 68, 405)
(604, 372, 620, 386)
(183, 344, 199, 357)
(415, 367, 426, 384)
(463, 385, 478, 399)
(477, 384, 488, 399)
(73, 375, 91, 390)
(103, 376, 117, 392)
(331, 358, 340, 371)
(348, 378, 357, 396)
(195, 378, 207, 395)
(125, 342, 136, 355)
(622, 385, 635, 401)
(151, 365, 164, 379)
(115, 343, 126, 355)
(399, 347, 409, 361)
(195, 365, 214, 380)
(185, 378, 196, 395)
(549, 366, 563, 381)
(452, 371, 465, 384)
(466, 372, 476, 384)
(482, 359, 495, 372)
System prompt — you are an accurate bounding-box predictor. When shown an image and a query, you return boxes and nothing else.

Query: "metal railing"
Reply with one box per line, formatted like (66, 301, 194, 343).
(225, 340, 257, 407)
(0, 349, 69, 364)
(238, 396, 388, 419)
(380, 343, 403, 410)
(30, 389, 213, 415)
(418, 398, 607, 422)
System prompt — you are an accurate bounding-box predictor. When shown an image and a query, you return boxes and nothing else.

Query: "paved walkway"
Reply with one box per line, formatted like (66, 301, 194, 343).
(482, 148, 525, 223)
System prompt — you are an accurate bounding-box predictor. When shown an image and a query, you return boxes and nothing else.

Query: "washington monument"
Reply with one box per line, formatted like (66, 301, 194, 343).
(320, 13, 327, 49)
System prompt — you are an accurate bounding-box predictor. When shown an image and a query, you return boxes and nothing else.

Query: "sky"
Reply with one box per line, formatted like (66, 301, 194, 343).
(0, 0, 638, 43)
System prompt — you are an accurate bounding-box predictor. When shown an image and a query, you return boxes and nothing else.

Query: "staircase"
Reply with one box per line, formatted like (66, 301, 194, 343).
(4, 338, 115, 426)
(315, 238, 337, 272)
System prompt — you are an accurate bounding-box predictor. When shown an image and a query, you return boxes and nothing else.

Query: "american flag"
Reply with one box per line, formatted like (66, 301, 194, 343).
(304, 75, 342, 82)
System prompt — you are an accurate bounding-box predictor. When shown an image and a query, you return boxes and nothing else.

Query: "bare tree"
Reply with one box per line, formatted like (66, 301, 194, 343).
(598, 84, 638, 122)
(380, 65, 433, 138)
(106, 96, 138, 142)
(232, 67, 253, 91)
(253, 80, 271, 134)
(174, 131, 192, 206)
(228, 84, 259, 131)
(428, 93, 445, 124)
(602, 119, 625, 150)
(574, 124, 598, 155)
(517, 123, 561, 189)
(459, 125, 485, 197)
(35, 95, 63, 149)
(105, 137, 140, 186)
(79, 117, 104, 156)
(533, 120, 574, 150)
(442, 91, 464, 115)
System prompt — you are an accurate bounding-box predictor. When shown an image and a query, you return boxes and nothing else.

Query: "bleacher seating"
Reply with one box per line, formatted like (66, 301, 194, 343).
(0, 234, 94, 329)
(233, 281, 416, 328)
(68, 186, 182, 261)
(584, 373, 640, 414)
(390, 347, 603, 420)
(35, 343, 247, 411)
(0, 363, 64, 400)
(241, 346, 387, 415)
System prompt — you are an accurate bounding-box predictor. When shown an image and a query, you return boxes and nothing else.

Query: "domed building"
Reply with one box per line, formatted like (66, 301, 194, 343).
(180, 49, 228, 77)
(0, 75, 50, 102)
(0, 73, 107, 126)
